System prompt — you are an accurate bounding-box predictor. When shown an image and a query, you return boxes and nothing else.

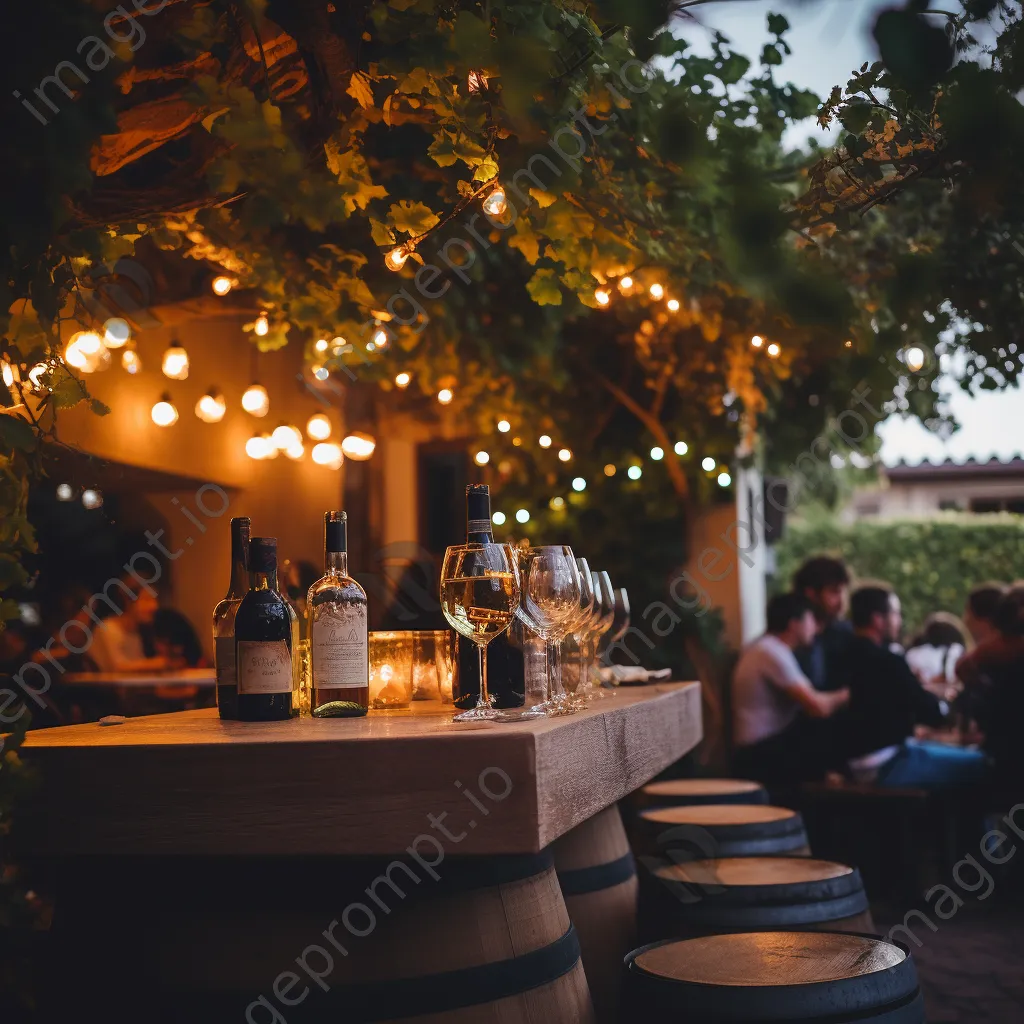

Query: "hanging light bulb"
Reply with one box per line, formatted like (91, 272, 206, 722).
(766, 342, 781, 358)
(306, 413, 332, 441)
(56, 483, 74, 502)
(515, 508, 530, 524)
(482, 185, 507, 217)
(151, 394, 178, 427)
(619, 276, 633, 291)
(550, 496, 566, 511)
(161, 342, 189, 380)
(285, 440, 305, 460)
(195, 390, 226, 423)
(102, 318, 130, 348)
(571, 477, 587, 492)
(666, 299, 680, 312)
(649, 283, 664, 300)
(312, 365, 330, 381)
(538, 434, 552, 448)
(65, 330, 103, 372)
(674, 441, 689, 455)
(242, 383, 270, 417)
(905, 346, 925, 372)
(701, 457, 716, 471)
(385, 246, 409, 272)
(81, 489, 103, 510)
(27, 363, 48, 390)
(492, 511, 507, 526)
(121, 347, 142, 375)
(212, 275, 234, 296)
(246, 434, 271, 460)
(650, 446, 664, 461)
(394, 371, 411, 388)
(627, 465, 642, 480)
(437, 388, 454, 405)
(558, 448, 572, 462)
(253, 314, 270, 337)
(312, 442, 344, 468)
(372, 328, 389, 349)
(594, 288, 610, 307)
(604, 464, 617, 477)
(474, 450, 490, 466)
(750, 335, 764, 348)
(341, 432, 376, 461)
(497, 419, 511, 433)
(718, 472, 733, 487)
(315, 338, 329, 353)
(272, 424, 303, 451)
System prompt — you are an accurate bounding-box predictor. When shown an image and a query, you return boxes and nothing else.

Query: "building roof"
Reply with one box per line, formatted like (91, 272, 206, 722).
(885, 455, 1024, 482)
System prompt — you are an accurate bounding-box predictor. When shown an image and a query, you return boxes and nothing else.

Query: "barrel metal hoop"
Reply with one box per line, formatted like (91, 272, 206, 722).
(558, 851, 637, 896)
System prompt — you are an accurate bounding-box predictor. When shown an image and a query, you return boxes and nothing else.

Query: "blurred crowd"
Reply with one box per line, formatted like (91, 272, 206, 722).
(732, 556, 1024, 794)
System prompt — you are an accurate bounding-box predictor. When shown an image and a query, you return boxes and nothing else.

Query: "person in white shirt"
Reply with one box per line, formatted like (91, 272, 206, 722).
(732, 593, 850, 786)
(89, 583, 172, 674)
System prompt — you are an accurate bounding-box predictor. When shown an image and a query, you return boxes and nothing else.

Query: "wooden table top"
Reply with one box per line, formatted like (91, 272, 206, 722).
(19, 681, 702, 857)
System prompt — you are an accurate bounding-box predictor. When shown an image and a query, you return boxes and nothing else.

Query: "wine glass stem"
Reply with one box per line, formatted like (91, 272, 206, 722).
(547, 642, 562, 701)
(478, 642, 490, 709)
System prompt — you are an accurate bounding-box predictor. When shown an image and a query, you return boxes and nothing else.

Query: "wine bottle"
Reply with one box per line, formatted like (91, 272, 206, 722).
(308, 511, 369, 713)
(451, 485, 525, 710)
(235, 537, 294, 721)
(212, 516, 250, 720)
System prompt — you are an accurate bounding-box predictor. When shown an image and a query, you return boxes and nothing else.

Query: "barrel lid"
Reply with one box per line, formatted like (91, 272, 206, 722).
(642, 805, 797, 827)
(627, 932, 918, 1021)
(643, 778, 764, 797)
(655, 857, 854, 889)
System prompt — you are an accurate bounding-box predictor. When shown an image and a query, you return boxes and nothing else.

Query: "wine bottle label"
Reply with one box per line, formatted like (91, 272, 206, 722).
(312, 604, 368, 687)
(237, 640, 292, 694)
(215, 636, 235, 687)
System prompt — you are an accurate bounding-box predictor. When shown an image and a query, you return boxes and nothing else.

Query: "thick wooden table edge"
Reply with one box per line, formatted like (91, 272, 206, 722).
(18, 682, 702, 857)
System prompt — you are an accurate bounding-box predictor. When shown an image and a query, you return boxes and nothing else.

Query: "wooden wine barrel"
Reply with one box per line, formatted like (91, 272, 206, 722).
(636, 804, 811, 861)
(624, 931, 925, 1022)
(44, 852, 595, 1023)
(641, 857, 875, 942)
(551, 805, 637, 1024)
(637, 778, 768, 810)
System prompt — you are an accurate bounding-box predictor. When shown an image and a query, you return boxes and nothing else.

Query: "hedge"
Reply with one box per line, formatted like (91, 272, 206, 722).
(771, 515, 1024, 635)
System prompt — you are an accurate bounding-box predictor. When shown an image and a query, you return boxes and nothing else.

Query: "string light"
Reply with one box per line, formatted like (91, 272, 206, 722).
(272, 424, 303, 451)
(56, 483, 74, 502)
(285, 440, 305, 461)
(845, 340, 853, 348)
(905, 346, 925, 371)
(619, 276, 633, 291)
(313, 366, 330, 381)
(594, 288, 610, 306)
(254, 314, 270, 337)
(467, 69, 488, 93)
(212, 276, 234, 296)
(550, 496, 566, 510)
(242, 383, 270, 417)
(306, 413, 332, 441)
(474, 450, 490, 465)
(312, 442, 344, 469)
(65, 331, 103, 372)
(482, 186, 507, 217)
(246, 434, 272, 460)
(151, 394, 178, 427)
(666, 299, 680, 312)
(492, 511, 507, 525)
(627, 465, 642, 480)
(674, 441, 688, 455)
(315, 338, 329, 353)
(512, 436, 522, 446)
(195, 390, 226, 423)
(27, 363, 47, 389)
(515, 508, 530, 524)
(372, 328, 389, 349)
(497, 419, 511, 432)
(102, 318, 130, 348)
(751, 335, 764, 348)
(650, 447, 664, 460)
(161, 342, 189, 380)
(649, 283, 664, 300)
(718, 471, 732, 487)
(538, 434, 552, 448)
(437, 387, 454, 405)
(767, 342, 781, 357)
(571, 477, 586, 492)
(81, 489, 103, 510)
(604, 464, 617, 477)
(385, 246, 410, 272)
(341, 432, 376, 461)
(701, 457, 716, 471)
(558, 448, 572, 462)
(394, 372, 411, 388)
(1, 361, 14, 387)
(121, 347, 142, 375)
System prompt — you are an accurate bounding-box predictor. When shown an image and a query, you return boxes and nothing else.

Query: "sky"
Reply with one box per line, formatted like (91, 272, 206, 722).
(675, 0, 1024, 466)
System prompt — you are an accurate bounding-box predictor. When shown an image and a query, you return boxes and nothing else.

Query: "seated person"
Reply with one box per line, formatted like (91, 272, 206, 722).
(957, 583, 1024, 692)
(793, 556, 853, 692)
(905, 613, 967, 695)
(90, 578, 177, 674)
(732, 593, 850, 786)
(153, 608, 207, 668)
(836, 586, 987, 788)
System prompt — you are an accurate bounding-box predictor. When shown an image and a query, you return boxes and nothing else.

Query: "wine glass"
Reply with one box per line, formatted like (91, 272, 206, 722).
(440, 543, 521, 722)
(588, 570, 616, 693)
(565, 559, 597, 706)
(517, 546, 581, 716)
(600, 588, 631, 689)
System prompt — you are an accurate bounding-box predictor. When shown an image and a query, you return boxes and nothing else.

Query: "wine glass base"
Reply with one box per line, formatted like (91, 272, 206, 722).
(530, 698, 576, 717)
(452, 704, 503, 722)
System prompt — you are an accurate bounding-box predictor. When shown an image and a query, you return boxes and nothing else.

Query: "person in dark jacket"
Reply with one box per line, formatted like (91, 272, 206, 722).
(835, 585, 988, 789)
(793, 556, 853, 692)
